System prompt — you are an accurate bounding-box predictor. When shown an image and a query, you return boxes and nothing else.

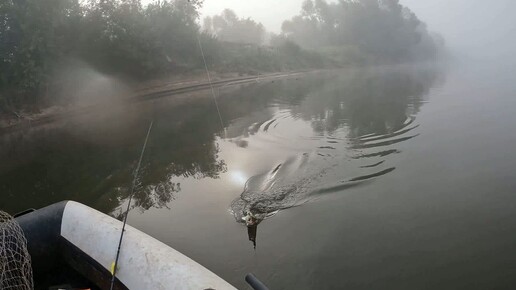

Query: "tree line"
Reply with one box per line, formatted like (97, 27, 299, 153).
(0, 0, 442, 113)
(281, 0, 443, 63)
(0, 0, 204, 111)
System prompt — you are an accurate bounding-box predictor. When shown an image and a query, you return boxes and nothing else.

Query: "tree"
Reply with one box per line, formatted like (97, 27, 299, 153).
(204, 9, 265, 45)
(1, 0, 207, 111)
(281, 0, 439, 63)
(0, 0, 83, 109)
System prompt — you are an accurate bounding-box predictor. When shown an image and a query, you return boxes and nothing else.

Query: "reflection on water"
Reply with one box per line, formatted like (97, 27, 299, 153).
(0, 65, 441, 230)
(0, 95, 229, 214)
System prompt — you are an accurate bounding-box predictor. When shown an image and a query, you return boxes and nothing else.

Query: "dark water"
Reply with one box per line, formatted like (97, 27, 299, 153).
(2, 62, 516, 289)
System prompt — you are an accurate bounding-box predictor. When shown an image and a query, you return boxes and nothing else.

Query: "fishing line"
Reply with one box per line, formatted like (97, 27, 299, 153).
(110, 120, 154, 290)
(197, 35, 227, 137)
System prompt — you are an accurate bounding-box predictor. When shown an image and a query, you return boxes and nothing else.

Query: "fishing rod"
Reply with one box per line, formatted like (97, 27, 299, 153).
(109, 120, 154, 290)
(107, 35, 243, 290)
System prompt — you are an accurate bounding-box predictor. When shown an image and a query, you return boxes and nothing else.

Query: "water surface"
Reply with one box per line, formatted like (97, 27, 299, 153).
(2, 63, 516, 289)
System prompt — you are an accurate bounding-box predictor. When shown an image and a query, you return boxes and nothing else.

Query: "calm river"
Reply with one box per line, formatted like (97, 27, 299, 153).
(2, 61, 516, 289)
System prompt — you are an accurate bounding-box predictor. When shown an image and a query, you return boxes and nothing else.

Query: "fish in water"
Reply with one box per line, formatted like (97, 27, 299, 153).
(230, 153, 336, 248)
(242, 211, 260, 249)
(231, 156, 311, 220)
(230, 150, 398, 248)
(229, 120, 418, 247)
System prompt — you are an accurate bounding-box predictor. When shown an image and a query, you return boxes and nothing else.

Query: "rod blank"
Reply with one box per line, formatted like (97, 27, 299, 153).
(245, 273, 269, 290)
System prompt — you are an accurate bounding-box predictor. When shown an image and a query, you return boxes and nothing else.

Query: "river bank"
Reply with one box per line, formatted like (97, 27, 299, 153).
(0, 70, 307, 134)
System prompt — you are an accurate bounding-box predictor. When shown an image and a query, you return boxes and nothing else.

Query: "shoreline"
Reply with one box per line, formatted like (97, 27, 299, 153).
(0, 70, 309, 135)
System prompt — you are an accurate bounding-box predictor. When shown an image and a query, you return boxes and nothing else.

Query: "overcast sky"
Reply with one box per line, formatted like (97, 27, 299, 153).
(400, 0, 515, 59)
(200, 0, 300, 33)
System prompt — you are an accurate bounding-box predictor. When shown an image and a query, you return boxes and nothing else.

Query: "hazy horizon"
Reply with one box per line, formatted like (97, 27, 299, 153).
(197, 0, 515, 60)
(3, 1, 516, 289)
(136, 0, 516, 61)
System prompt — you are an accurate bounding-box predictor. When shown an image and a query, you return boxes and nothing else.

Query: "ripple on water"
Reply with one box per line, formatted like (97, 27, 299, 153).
(230, 114, 420, 228)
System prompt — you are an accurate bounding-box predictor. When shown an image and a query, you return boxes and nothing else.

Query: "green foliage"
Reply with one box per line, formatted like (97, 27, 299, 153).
(0, 0, 203, 111)
(79, 0, 200, 76)
(1, 0, 84, 109)
(203, 9, 265, 45)
(199, 34, 327, 74)
(0, 0, 441, 112)
(282, 0, 441, 64)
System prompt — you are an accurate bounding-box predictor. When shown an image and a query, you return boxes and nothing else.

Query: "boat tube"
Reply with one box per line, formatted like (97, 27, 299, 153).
(15, 200, 237, 290)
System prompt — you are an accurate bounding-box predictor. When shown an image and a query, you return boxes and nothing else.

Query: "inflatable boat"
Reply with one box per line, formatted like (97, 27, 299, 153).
(14, 201, 259, 290)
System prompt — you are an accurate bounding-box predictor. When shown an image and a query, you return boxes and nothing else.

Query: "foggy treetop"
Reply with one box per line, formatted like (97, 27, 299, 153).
(281, 0, 441, 61)
(0, 0, 442, 111)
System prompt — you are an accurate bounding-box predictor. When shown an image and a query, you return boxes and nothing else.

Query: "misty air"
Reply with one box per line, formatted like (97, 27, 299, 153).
(1, 0, 515, 289)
